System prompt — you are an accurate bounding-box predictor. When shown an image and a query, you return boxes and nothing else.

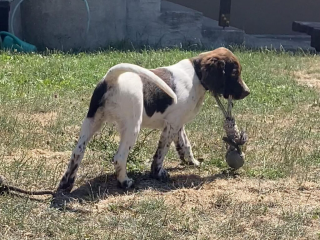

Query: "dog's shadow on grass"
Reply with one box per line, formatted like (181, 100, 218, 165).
(51, 165, 239, 210)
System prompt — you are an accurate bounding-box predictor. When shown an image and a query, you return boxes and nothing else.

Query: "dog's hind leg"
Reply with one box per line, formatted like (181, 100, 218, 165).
(57, 78, 108, 193)
(174, 126, 200, 166)
(57, 115, 104, 192)
(114, 119, 142, 189)
(151, 124, 178, 181)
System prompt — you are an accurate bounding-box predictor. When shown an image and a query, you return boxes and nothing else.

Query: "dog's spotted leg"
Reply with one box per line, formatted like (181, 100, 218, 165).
(151, 124, 177, 181)
(174, 126, 200, 167)
(114, 122, 141, 190)
(57, 116, 104, 193)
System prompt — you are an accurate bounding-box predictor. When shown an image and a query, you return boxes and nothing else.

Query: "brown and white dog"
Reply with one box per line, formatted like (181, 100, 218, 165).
(57, 47, 250, 192)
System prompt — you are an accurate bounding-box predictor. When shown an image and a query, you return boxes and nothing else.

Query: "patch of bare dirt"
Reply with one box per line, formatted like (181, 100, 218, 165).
(2, 148, 71, 165)
(68, 168, 320, 239)
(92, 172, 320, 213)
(295, 67, 320, 90)
(17, 111, 58, 127)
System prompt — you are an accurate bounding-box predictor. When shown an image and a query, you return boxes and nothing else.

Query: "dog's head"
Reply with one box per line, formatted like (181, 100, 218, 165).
(192, 47, 250, 100)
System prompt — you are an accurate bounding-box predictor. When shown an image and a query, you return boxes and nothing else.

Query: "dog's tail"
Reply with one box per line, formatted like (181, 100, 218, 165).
(105, 63, 177, 104)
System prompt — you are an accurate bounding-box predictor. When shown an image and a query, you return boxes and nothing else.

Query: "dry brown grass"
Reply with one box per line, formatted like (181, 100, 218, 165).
(295, 67, 320, 90)
(16, 111, 58, 127)
(60, 163, 320, 239)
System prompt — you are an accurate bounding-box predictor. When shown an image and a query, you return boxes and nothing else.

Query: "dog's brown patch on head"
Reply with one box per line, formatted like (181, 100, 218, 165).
(191, 47, 250, 100)
(142, 68, 176, 117)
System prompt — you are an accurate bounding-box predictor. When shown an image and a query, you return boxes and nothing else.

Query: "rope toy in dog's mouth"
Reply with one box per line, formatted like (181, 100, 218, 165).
(214, 95, 248, 170)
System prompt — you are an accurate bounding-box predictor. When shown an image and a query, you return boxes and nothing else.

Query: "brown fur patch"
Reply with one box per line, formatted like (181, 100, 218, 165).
(149, 68, 173, 86)
(142, 68, 175, 117)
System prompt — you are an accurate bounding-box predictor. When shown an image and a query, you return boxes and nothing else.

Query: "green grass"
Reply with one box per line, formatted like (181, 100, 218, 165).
(0, 48, 320, 239)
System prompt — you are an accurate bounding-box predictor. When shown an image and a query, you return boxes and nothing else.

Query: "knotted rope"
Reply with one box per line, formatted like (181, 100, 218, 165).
(214, 95, 248, 169)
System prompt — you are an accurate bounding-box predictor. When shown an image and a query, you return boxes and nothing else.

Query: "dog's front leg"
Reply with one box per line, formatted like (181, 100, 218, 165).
(151, 124, 177, 181)
(174, 126, 200, 166)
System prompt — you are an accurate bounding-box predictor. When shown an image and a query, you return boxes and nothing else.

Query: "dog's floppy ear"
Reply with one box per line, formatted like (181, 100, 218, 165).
(199, 56, 226, 95)
(203, 57, 226, 76)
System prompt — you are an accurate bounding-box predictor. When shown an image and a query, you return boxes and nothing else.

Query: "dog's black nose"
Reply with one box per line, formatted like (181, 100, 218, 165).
(240, 89, 250, 99)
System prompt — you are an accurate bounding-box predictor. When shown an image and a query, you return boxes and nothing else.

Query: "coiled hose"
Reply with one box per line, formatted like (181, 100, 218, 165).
(10, 0, 90, 36)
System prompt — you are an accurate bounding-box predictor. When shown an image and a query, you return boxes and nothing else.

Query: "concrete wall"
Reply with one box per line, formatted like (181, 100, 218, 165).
(8, 0, 243, 50)
(20, 0, 127, 50)
(167, 0, 320, 34)
(0, 0, 23, 38)
(126, 0, 203, 46)
(126, 0, 160, 43)
(15, 0, 205, 50)
(9, 0, 22, 39)
(6, 0, 319, 51)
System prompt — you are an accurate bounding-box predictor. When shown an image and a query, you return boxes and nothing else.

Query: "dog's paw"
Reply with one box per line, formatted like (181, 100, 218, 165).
(50, 189, 72, 209)
(118, 178, 135, 190)
(182, 158, 201, 167)
(151, 168, 170, 182)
